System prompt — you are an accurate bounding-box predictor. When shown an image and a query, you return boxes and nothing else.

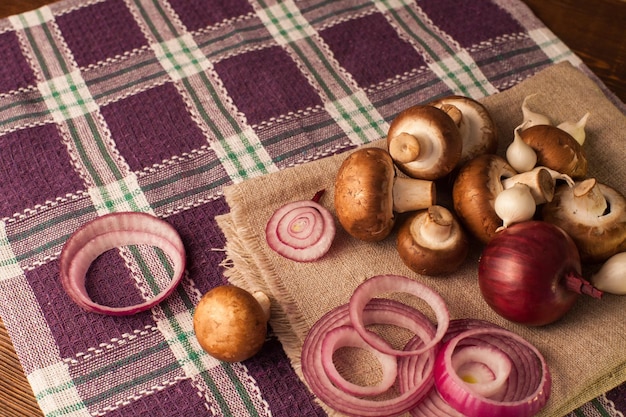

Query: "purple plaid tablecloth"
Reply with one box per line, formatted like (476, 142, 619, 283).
(0, 0, 624, 416)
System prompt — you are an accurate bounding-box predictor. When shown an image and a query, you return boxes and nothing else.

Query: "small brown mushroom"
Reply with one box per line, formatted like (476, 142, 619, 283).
(386, 105, 462, 180)
(193, 285, 270, 363)
(397, 205, 469, 276)
(334, 147, 436, 242)
(429, 95, 498, 165)
(519, 124, 588, 179)
(452, 154, 517, 243)
(542, 178, 626, 263)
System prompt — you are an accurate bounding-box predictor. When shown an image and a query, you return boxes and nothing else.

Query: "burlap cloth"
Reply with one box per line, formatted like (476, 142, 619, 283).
(216, 62, 626, 416)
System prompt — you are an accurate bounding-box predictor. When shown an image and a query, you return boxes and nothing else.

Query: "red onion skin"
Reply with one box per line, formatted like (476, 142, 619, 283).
(478, 221, 588, 326)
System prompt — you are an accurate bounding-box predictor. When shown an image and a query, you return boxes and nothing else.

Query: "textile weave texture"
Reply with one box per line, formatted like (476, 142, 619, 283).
(0, 0, 623, 416)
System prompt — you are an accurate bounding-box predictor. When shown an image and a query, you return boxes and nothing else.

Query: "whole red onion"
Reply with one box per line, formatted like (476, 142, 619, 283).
(478, 221, 601, 326)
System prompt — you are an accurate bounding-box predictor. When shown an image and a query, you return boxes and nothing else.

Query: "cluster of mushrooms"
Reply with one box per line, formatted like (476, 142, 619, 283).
(334, 94, 626, 280)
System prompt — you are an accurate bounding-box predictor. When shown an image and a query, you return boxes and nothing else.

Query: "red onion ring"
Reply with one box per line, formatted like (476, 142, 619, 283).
(265, 191, 335, 262)
(349, 274, 450, 357)
(433, 327, 551, 417)
(301, 298, 437, 417)
(59, 212, 186, 316)
(321, 325, 398, 397)
(405, 319, 502, 417)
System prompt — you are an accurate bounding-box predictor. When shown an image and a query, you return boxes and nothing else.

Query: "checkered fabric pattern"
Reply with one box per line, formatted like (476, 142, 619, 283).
(0, 0, 624, 416)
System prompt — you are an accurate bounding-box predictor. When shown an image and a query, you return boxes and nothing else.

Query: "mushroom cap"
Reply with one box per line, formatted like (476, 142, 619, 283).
(386, 105, 462, 180)
(452, 153, 518, 244)
(334, 147, 395, 241)
(397, 205, 469, 276)
(520, 124, 588, 179)
(193, 285, 268, 363)
(428, 95, 498, 165)
(542, 182, 626, 263)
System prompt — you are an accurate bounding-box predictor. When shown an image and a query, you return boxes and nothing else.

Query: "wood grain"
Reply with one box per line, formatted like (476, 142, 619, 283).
(0, 318, 43, 417)
(522, 0, 626, 102)
(0, 1, 623, 416)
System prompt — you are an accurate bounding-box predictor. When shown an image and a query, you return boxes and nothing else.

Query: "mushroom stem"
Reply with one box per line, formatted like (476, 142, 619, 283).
(392, 177, 436, 213)
(502, 167, 555, 204)
(388, 132, 421, 164)
(252, 291, 271, 322)
(436, 103, 463, 126)
(542, 167, 575, 187)
(413, 205, 453, 244)
(573, 178, 608, 218)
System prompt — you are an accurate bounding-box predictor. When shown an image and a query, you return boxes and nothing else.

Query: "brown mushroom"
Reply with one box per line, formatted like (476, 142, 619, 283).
(334, 147, 436, 242)
(396, 205, 469, 276)
(519, 124, 588, 179)
(542, 178, 626, 263)
(429, 95, 498, 165)
(386, 105, 462, 180)
(193, 285, 270, 363)
(452, 154, 518, 243)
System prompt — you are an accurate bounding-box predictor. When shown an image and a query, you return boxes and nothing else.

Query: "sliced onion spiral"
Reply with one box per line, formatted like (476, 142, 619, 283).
(301, 298, 437, 417)
(349, 274, 450, 357)
(433, 327, 551, 417)
(301, 278, 551, 417)
(265, 191, 335, 262)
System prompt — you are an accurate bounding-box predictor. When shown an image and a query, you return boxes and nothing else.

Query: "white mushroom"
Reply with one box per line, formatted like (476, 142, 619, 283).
(386, 105, 462, 180)
(542, 178, 626, 263)
(429, 95, 498, 165)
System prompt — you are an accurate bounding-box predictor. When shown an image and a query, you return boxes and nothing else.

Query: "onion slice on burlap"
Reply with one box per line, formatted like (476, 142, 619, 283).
(59, 212, 186, 316)
(265, 190, 335, 262)
(321, 325, 398, 397)
(349, 274, 450, 357)
(433, 327, 551, 417)
(301, 298, 437, 417)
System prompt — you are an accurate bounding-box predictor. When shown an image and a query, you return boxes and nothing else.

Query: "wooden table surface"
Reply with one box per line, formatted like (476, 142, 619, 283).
(0, 0, 624, 416)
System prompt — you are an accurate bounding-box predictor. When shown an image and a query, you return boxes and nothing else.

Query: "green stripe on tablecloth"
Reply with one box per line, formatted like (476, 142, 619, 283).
(0, 225, 21, 278)
(90, 175, 152, 214)
(148, 23, 275, 180)
(128, 245, 172, 296)
(139, 166, 229, 210)
(91, 69, 168, 101)
(21, 25, 51, 79)
(88, 56, 162, 84)
(182, 76, 232, 139)
(381, 1, 490, 97)
(132, 0, 180, 43)
(221, 363, 262, 417)
(184, 71, 273, 179)
(33, 380, 85, 417)
(158, 304, 262, 417)
(257, 1, 387, 144)
(198, 26, 274, 61)
(7, 203, 94, 261)
(16, 8, 73, 79)
(103, 4, 273, 415)
(0, 92, 46, 113)
(301, 0, 372, 26)
(65, 117, 105, 186)
(17, 234, 69, 262)
(72, 341, 173, 385)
